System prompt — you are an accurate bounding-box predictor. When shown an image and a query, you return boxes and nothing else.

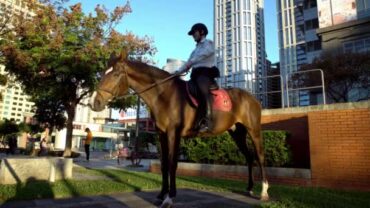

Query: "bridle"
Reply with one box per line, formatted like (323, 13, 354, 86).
(96, 62, 181, 100)
(96, 66, 129, 99)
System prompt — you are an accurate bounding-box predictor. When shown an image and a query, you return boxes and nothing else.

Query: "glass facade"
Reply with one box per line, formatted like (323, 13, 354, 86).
(215, 0, 267, 105)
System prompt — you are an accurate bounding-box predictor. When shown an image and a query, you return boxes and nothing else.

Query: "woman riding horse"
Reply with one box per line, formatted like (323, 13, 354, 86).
(90, 51, 269, 208)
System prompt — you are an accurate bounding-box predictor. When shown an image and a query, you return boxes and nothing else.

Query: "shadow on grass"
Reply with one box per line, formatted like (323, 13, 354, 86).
(2, 177, 55, 203)
(94, 169, 143, 191)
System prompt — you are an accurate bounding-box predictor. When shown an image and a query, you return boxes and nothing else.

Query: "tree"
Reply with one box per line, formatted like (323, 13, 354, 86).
(0, 1, 156, 156)
(298, 52, 370, 103)
(0, 0, 42, 100)
(31, 94, 67, 134)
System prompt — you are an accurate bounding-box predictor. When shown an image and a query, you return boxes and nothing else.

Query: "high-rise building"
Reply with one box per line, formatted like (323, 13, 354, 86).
(0, 0, 36, 122)
(316, 0, 370, 102)
(277, 0, 322, 106)
(214, 0, 267, 106)
(266, 61, 282, 108)
(0, 66, 34, 122)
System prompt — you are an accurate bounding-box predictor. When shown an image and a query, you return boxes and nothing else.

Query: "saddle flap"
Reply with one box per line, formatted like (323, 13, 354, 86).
(186, 81, 232, 112)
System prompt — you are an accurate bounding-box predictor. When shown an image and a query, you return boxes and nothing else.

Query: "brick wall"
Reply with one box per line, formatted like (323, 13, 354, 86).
(150, 101, 370, 191)
(308, 108, 370, 190)
(261, 113, 310, 168)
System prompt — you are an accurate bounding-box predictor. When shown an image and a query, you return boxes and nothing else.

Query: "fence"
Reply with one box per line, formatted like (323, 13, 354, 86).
(220, 69, 326, 109)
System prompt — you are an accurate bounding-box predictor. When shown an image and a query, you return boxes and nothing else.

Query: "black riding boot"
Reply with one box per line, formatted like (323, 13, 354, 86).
(199, 94, 213, 133)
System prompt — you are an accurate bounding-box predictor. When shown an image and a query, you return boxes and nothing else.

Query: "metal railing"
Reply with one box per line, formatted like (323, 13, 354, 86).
(286, 69, 326, 107)
(220, 68, 326, 109)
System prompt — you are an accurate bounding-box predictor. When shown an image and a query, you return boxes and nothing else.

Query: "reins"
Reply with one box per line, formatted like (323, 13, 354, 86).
(114, 72, 184, 99)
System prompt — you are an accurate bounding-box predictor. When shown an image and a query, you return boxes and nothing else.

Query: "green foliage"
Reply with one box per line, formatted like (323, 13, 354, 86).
(0, 1, 156, 155)
(107, 95, 137, 112)
(263, 130, 291, 167)
(181, 133, 246, 165)
(181, 131, 291, 167)
(299, 52, 370, 102)
(0, 119, 19, 136)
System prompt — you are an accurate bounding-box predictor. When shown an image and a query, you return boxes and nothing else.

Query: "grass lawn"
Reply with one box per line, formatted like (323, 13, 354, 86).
(0, 167, 369, 208)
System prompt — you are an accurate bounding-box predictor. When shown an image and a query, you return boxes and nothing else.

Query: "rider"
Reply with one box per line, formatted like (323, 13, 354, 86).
(177, 23, 220, 133)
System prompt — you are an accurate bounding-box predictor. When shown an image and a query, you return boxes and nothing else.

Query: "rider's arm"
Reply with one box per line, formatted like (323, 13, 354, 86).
(178, 40, 215, 74)
(188, 40, 214, 66)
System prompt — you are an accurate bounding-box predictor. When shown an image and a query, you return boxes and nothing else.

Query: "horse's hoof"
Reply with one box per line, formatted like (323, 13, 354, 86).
(159, 196, 173, 208)
(154, 198, 163, 206)
(246, 190, 254, 197)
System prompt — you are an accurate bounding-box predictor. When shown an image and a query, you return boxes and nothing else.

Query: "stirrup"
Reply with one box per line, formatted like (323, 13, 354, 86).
(198, 118, 212, 133)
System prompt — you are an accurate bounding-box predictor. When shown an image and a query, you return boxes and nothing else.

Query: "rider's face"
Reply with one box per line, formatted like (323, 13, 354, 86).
(192, 31, 202, 42)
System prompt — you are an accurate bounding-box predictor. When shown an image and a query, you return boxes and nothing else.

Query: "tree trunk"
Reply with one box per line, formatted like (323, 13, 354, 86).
(63, 103, 76, 157)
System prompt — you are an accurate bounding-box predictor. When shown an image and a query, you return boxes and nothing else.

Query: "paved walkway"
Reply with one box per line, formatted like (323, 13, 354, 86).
(0, 189, 261, 208)
(0, 151, 262, 208)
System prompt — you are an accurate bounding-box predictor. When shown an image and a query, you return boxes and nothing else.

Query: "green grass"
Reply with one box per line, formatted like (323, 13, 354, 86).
(0, 167, 369, 208)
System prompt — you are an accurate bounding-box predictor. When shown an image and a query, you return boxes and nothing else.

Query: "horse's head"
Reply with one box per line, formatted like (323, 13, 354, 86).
(90, 51, 130, 111)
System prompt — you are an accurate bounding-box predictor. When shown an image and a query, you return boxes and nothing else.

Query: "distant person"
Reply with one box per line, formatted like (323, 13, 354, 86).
(117, 144, 129, 165)
(7, 134, 17, 155)
(38, 138, 48, 156)
(84, 128, 93, 161)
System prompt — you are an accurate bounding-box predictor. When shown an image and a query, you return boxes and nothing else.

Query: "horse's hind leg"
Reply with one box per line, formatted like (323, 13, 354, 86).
(228, 123, 255, 195)
(248, 126, 269, 201)
(157, 133, 169, 201)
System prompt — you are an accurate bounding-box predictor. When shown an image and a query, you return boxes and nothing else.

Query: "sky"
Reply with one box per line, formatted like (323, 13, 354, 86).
(71, 0, 279, 68)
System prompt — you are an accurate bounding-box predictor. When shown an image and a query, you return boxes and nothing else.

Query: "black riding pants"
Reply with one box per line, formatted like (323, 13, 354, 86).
(194, 75, 212, 125)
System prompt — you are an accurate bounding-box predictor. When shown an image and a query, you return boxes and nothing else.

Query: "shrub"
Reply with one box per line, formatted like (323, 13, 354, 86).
(180, 130, 292, 167)
(263, 130, 292, 167)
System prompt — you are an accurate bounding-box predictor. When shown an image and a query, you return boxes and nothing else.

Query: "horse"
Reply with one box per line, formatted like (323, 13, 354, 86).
(90, 51, 269, 207)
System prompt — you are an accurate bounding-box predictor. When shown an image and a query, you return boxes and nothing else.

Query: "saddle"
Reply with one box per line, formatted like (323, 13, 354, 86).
(186, 81, 232, 112)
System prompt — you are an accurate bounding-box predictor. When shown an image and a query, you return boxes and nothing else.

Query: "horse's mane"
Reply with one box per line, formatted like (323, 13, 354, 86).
(127, 60, 172, 79)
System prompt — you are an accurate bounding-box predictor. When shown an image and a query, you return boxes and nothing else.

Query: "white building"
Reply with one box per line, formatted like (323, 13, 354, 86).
(0, 0, 35, 122)
(214, 0, 267, 106)
(0, 66, 34, 122)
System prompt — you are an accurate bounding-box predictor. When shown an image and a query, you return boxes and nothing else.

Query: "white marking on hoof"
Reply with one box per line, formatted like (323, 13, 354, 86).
(261, 181, 269, 201)
(229, 124, 236, 131)
(159, 196, 173, 208)
(247, 190, 254, 196)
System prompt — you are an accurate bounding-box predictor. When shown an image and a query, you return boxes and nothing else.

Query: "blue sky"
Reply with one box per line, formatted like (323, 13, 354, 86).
(72, 0, 279, 68)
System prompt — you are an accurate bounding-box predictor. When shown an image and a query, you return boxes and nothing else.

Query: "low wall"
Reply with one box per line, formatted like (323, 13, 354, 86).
(151, 101, 370, 191)
(0, 157, 73, 184)
(150, 160, 312, 187)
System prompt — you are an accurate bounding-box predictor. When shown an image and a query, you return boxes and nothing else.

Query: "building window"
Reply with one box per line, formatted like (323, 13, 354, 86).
(306, 40, 322, 52)
(305, 18, 319, 30)
(304, 0, 317, 9)
(357, 0, 370, 18)
(343, 38, 370, 53)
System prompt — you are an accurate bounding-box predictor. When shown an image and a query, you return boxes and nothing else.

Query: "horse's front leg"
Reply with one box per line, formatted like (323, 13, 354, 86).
(160, 129, 181, 208)
(157, 133, 169, 201)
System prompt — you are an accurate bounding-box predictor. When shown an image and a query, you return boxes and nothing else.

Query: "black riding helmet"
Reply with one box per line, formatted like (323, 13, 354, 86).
(188, 23, 208, 36)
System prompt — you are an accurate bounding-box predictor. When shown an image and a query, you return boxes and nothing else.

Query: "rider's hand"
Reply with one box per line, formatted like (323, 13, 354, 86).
(175, 62, 191, 75)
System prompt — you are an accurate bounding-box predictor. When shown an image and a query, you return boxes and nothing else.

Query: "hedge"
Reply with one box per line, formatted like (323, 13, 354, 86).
(180, 130, 292, 167)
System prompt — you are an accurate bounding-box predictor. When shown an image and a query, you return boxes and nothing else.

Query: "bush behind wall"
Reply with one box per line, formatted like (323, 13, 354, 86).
(180, 130, 292, 167)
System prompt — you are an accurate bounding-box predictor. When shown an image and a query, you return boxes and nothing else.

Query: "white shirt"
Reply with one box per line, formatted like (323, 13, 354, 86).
(179, 37, 215, 72)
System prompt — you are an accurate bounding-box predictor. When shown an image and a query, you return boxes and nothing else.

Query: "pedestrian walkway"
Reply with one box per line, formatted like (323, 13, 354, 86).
(0, 188, 261, 208)
(0, 151, 262, 208)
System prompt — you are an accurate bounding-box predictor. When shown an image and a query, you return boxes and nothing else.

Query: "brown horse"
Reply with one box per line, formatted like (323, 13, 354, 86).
(90, 52, 269, 207)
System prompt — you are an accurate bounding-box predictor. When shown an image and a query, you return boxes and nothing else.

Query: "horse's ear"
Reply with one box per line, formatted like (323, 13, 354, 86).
(118, 49, 128, 61)
(108, 52, 118, 66)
